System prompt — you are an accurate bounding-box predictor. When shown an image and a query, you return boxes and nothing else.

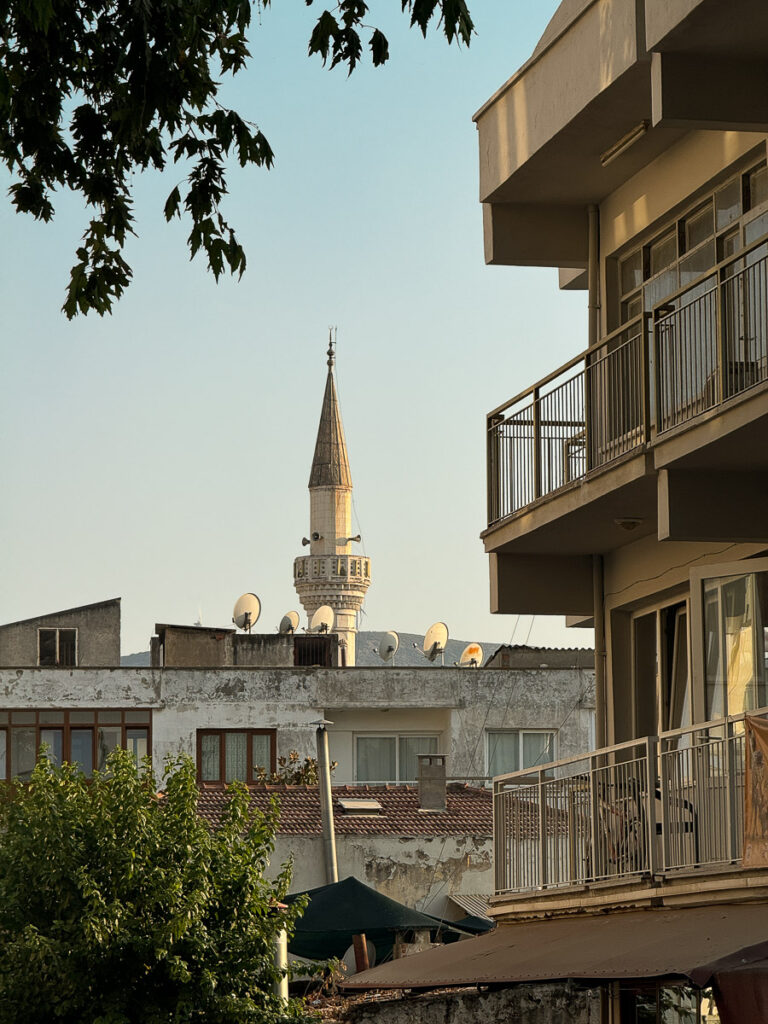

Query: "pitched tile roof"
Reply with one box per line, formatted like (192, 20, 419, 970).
(197, 783, 492, 837)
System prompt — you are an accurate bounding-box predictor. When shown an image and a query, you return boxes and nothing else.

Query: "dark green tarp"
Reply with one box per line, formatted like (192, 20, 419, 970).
(286, 876, 472, 961)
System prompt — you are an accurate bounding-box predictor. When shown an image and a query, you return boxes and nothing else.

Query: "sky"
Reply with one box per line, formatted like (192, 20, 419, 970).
(0, 2, 595, 657)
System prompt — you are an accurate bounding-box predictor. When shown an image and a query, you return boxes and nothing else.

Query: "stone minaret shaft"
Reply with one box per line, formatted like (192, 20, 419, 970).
(293, 338, 371, 665)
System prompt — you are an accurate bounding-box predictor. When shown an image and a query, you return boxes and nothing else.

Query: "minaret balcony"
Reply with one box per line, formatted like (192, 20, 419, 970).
(294, 555, 371, 583)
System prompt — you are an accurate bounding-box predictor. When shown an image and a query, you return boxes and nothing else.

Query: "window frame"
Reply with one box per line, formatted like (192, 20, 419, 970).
(195, 728, 277, 786)
(353, 731, 440, 783)
(37, 627, 78, 667)
(611, 155, 768, 330)
(486, 728, 557, 779)
(690, 556, 768, 722)
(0, 708, 152, 781)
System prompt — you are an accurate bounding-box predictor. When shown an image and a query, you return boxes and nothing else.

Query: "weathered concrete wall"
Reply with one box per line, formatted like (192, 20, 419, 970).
(271, 834, 492, 919)
(0, 665, 594, 783)
(0, 600, 121, 667)
(342, 984, 601, 1024)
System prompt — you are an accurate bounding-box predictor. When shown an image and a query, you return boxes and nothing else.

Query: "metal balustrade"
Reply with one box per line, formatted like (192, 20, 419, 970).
(493, 710, 763, 897)
(487, 241, 768, 528)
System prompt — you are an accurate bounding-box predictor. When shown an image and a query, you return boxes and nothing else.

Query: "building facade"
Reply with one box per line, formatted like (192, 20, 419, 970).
(0, 598, 121, 668)
(472, 0, 768, 1020)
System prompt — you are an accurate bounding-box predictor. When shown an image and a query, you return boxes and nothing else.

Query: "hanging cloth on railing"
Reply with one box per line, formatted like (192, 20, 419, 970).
(743, 714, 768, 868)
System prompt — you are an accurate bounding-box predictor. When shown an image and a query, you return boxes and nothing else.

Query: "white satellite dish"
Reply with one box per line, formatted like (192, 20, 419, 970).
(233, 593, 261, 633)
(423, 622, 449, 665)
(378, 631, 399, 665)
(279, 610, 300, 635)
(310, 605, 334, 634)
(459, 642, 483, 668)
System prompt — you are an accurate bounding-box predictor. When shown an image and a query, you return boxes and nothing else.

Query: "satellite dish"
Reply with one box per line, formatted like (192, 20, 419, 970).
(310, 605, 334, 633)
(378, 631, 399, 664)
(233, 593, 261, 633)
(279, 610, 300, 635)
(423, 622, 449, 664)
(459, 642, 483, 668)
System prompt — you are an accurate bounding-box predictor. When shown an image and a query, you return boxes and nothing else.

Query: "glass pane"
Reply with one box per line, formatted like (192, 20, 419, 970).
(716, 178, 741, 231)
(356, 737, 396, 782)
(0, 712, 8, 724)
(723, 575, 756, 714)
(225, 732, 247, 782)
(125, 710, 150, 723)
(97, 727, 121, 770)
(684, 201, 713, 251)
(58, 629, 77, 667)
(40, 728, 63, 766)
(11, 728, 37, 780)
(98, 711, 122, 724)
(70, 729, 93, 776)
(38, 629, 57, 666)
(0, 729, 5, 778)
(644, 268, 678, 312)
(718, 226, 740, 262)
(748, 164, 768, 210)
(704, 587, 724, 719)
(126, 729, 148, 766)
(487, 731, 520, 778)
(679, 240, 715, 287)
(69, 711, 95, 724)
(649, 230, 676, 275)
(745, 210, 768, 246)
(11, 711, 36, 724)
(39, 710, 64, 724)
(522, 732, 555, 770)
(398, 736, 438, 783)
(620, 250, 643, 294)
(252, 733, 272, 776)
(201, 734, 220, 782)
(621, 293, 642, 324)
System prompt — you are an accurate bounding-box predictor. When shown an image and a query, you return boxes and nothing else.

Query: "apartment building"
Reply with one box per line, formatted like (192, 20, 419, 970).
(345, 0, 768, 1019)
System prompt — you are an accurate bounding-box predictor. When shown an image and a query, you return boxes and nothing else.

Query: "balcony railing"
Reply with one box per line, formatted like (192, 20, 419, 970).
(493, 710, 760, 897)
(487, 239, 768, 527)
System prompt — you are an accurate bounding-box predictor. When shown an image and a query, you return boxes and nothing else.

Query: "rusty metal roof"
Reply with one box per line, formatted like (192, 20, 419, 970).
(342, 904, 768, 990)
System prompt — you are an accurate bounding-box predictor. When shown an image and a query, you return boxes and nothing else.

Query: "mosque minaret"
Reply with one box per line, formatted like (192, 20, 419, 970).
(293, 336, 371, 666)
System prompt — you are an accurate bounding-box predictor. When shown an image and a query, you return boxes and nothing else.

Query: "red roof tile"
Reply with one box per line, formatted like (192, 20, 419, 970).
(197, 783, 492, 837)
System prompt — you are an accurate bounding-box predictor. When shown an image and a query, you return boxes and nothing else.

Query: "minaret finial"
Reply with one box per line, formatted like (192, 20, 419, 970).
(327, 327, 336, 369)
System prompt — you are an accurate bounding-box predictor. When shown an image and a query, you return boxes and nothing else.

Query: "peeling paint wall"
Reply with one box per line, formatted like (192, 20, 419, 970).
(271, 834, 493, 919)
(0, 664, 594, 783)
(342, 984, 601, 1024)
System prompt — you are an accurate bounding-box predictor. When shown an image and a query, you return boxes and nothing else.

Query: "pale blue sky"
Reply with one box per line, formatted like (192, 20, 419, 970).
(0, 2, 594, 656)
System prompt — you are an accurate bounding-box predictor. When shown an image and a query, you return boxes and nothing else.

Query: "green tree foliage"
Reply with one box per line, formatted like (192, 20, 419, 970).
(0, 0, 473, 318)
(255, 749, 337, 786)
(0, 748, 313, 1023)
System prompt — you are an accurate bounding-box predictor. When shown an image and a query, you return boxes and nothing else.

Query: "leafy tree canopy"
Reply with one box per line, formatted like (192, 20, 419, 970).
(0, 748, 312, 1023)
(0, 0, 474, 318)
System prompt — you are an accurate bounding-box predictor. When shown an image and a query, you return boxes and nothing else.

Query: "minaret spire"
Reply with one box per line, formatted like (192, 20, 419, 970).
(294, 334, 372, 666)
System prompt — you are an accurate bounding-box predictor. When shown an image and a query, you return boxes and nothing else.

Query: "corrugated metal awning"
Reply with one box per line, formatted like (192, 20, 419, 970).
(343, 904, 768, 990)
(447, 893, 491, 919)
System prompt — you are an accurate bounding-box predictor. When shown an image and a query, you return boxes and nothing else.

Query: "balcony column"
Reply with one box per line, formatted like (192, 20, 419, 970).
(587, 204, 600, 348)
(593, 554, 607, 748)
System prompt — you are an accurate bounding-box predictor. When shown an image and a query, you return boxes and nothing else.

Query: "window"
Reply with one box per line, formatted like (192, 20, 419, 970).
(612, 157, 768, 329)
(487, 730, 556, 778)
(355, 734, 439, 783)
(0, 709, 151, 781)
(196, 729, 276, 785)
(38, 628, 77, 667)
